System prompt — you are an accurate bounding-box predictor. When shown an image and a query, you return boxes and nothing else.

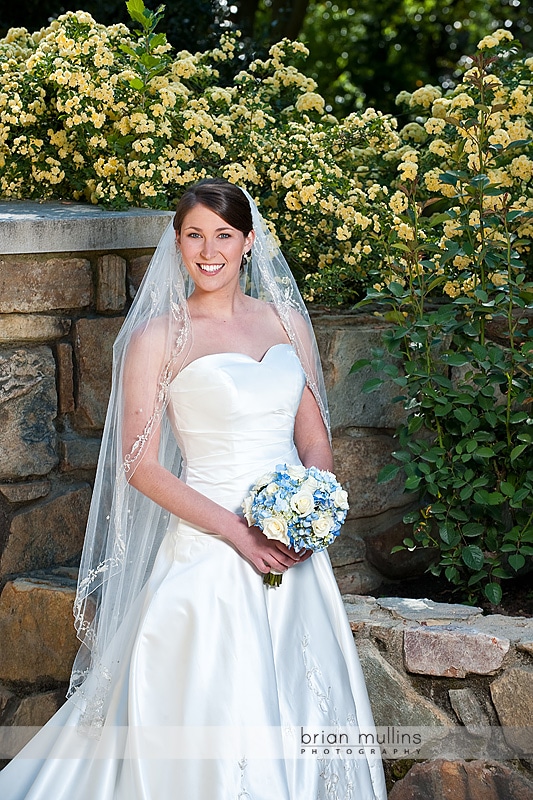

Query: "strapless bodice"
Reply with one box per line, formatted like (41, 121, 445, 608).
(168, 344, 306, 512)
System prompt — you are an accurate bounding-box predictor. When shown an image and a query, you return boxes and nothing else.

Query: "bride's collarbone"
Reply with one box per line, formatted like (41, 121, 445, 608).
(189, 317, 287, 364)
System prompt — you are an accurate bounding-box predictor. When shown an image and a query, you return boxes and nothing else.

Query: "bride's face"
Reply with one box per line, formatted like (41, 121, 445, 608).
(176, 203, 254, 292)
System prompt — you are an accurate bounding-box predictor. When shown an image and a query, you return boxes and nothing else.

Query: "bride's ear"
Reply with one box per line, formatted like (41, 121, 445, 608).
(245, 229, 255, 251)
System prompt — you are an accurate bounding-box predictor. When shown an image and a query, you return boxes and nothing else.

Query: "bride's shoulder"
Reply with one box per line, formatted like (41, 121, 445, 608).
(126, 313, 184, 362)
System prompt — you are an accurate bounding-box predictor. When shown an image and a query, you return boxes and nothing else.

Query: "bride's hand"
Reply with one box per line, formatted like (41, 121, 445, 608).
(226, 518, 311, 574)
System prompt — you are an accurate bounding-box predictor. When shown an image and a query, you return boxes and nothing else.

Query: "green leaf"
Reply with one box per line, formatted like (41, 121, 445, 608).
(120, 44, 138, 57)
(462, 522, 485, 537)
(484, 582, 503, 605)
(508, 553, 526, 571)
(468, 570, 487, 586)
(439, 171, 463, 185)
(511, 444, 528, 461)
(440, 525, 460, 546)
(388, 281, 406, 297)
(449, 508, 469, 522)
(445, 565, 460, 583)
(454, 407, 472, 423)
(475, 447, 495, 458)
(500, 481, 515, 497)
(510, 411, 528, 424)
(492, 567, 510, 579)
(487, 492, 504, 505)
(405, 475, 422, 490)
(362, 378, 384, 393)
(460, 485, 473, 500)
(392, 450, 411, 464)
(378, 464, 401, 483)
(445, 352, 470, 367)
(350, 359, 370, 372)
(462, 545, 485, 571)
(126, 0, 150, 26)
(129, 77, 145, 91)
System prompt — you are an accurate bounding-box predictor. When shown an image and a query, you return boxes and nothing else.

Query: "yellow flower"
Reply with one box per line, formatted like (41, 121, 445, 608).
(443, 281, 461, 298)
(409, 84, 442, 109)
(424, 117, 447, 135)
(395, 90, 412, 106)
(453, 255, 471, 269)
(510, 155, 533, 182)
(398, 160, 418, 181)
(389, 190, 408, 214)
(396, 222, 415, 241)
(299, 185, 319, 205)
(336, 225, 351, 241)
(429, 139, 450, 157)
(295, 92, 325, 114)
(450, 92, 475, 111)
(431, 98, 452, 119)
(489, 272, 508, 286)
(488, 128, 511, 147)
(400, 122, 427, 143)
(477, 29, 513, 50)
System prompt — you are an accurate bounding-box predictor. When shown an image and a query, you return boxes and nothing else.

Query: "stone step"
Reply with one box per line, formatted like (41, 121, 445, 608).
(0, 567, 79, 685)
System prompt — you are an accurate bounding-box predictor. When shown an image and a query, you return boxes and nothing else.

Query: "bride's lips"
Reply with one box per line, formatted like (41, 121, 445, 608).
(197, 263, 224, 274)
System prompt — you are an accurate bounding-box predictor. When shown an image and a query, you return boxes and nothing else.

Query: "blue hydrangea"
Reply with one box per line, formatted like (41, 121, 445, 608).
(242, 463, 349, 553)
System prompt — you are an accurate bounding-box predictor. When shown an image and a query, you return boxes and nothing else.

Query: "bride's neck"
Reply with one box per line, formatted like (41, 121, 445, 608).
(188, 286, 248, 321)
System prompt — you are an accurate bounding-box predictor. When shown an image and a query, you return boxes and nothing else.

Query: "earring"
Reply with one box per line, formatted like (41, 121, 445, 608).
(241, 252, 250, 269)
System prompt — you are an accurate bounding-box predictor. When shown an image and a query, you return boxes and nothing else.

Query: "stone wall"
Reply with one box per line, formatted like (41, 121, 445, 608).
(0, 201, 173, 741)
(1, 203, 531, 796)
(348, 595, 533, 795)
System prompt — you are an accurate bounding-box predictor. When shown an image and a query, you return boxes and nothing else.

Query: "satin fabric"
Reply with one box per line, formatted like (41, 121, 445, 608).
(0, 344, 386, 800)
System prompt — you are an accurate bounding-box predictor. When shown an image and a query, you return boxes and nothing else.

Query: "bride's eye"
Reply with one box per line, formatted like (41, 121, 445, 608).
(218, 233, 231, 239)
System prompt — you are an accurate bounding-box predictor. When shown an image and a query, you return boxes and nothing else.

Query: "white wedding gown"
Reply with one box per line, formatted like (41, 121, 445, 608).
(0, 344, 386, 800)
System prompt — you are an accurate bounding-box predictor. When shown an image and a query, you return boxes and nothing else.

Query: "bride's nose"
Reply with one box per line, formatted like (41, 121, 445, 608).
(200, 238, 217, 259)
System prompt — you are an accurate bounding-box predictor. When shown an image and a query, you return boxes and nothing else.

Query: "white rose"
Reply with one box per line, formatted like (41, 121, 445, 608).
(312, 515, 334, 537)
(290, 491, 315, 517)
(242, 495, 254, 526)
(253, 472, 275, 490)
(301, 476, 320, 493)
(332, 487, 349, 510)
(262, 516, 290, 544)
(265, 482, 279, 495)
(286, 464, 307, 480)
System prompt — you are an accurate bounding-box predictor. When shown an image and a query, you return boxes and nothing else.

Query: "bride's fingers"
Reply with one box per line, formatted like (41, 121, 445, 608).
(272, 541, 310, 563)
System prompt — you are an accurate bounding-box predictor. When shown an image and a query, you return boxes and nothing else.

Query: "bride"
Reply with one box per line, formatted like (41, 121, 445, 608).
(0, 179, 387, 799)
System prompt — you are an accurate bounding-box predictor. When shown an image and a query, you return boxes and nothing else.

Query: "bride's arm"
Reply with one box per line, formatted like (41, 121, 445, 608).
(121, 322, 303, 574)
(294, 386, 334, 472)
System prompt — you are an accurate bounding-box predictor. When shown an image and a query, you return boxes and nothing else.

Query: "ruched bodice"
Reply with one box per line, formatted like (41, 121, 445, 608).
(168, 343, 306, 512)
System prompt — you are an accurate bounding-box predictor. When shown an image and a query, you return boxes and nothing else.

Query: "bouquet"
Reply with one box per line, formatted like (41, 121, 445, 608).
(242, 463, 349, 587)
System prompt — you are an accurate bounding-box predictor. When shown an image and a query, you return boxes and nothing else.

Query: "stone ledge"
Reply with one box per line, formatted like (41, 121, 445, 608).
(0, 201, 173, 254)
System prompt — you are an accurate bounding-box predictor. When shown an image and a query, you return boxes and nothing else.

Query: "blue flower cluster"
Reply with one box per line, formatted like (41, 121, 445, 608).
(242, 463, 349, 553)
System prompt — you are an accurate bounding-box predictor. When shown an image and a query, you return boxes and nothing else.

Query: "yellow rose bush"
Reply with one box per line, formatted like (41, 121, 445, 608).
(0, 1, 400, 295)
(354, 33, 533, 605)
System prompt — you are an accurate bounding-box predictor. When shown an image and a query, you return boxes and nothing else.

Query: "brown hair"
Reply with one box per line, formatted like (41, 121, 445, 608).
(173, 179, 253, 236)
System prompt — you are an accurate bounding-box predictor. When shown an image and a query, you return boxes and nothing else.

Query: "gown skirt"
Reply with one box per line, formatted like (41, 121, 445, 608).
(0, 344, 387, 800)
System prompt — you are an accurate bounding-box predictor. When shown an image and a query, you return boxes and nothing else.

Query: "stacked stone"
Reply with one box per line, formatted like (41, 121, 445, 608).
(346, 595, 533, 796)
(0, 202, 172, 735)
(312, 310, 434, 594)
